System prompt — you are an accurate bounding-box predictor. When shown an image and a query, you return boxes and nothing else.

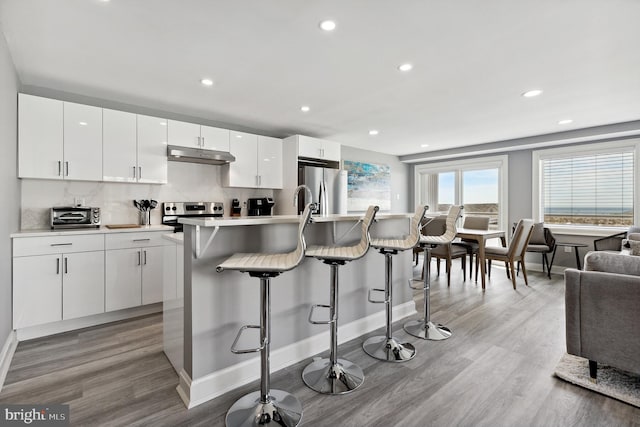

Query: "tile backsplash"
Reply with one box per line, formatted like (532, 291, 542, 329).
(20, 162, 273, 230)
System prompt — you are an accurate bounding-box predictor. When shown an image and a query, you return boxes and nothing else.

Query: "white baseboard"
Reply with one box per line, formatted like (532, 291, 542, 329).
(16, 303, 162, 341)
(177, 301, 417, 409)
(0, 330, 18, 393)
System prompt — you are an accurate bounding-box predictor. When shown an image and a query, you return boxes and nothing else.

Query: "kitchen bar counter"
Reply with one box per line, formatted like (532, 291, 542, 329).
(178, 212, 412, 227)
(173, 212, 417, 408)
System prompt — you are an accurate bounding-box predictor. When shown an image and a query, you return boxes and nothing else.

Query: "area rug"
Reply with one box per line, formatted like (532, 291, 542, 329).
(554, 353, 640, 408)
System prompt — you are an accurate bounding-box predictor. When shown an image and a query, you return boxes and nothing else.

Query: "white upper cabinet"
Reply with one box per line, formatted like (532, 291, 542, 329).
(103, 112, 167, 184)
(63, 102, 103, 181)
(167, 120, 200, 148)
(223, 131, 283, 189)
(18, 94, 102, 181)
(225, 131, 259, 188)
(168, 119, 230, 151)
(103, 109, 137, 182)
(137, 115, 168, 184)
(296, 135, 340, 162)
(200, 125, 230, 151)
(18, 94, 64, 179)
(257, 136, 283, 189)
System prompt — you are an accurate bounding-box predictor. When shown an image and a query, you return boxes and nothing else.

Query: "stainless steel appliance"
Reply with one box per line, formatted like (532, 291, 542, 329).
(297, 159, 348, 215)
(247, 197, 275, 216)
(51, 206, 101, 229)
(167, 145, 235, 165)
(161, 201, 224, 232)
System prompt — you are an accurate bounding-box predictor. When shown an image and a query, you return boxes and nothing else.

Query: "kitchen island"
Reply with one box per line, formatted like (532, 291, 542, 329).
(168, 213, 417, 408)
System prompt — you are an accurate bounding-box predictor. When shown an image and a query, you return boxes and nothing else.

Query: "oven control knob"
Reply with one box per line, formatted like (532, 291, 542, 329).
(172, 206, 177, 211)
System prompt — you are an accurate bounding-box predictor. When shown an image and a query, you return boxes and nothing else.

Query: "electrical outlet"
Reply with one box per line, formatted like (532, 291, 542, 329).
(564, 246, 572, 253)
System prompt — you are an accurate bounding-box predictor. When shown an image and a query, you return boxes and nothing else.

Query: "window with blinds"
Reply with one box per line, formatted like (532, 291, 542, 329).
(542, 151, 634, 227)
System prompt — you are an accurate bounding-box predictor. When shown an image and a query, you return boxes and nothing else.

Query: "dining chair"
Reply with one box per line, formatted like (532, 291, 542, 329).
(452, 216, 490, 281)
(485, 219, 534, 289)
(521, 222, 556, 278)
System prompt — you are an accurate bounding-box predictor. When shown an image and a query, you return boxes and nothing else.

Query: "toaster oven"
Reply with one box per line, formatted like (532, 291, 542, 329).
(51, 207, 101, 229)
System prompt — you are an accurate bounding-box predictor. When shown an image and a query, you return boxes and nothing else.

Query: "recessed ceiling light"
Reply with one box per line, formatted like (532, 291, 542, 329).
(319, 20, 336, 31)
(369, 130, 379, 136)
(79, 122, 88, 126)
(558, 119, 573, 125)
(301, 106, 310, 112)
(201, 78, 214, 87)
(398, 63, 413, 72)
(522, 89, 542, 98)
(420, 144, 429, 148)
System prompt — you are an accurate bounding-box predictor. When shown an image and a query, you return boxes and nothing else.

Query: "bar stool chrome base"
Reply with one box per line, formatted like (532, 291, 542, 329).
(302, 358, 364, 394)
(403, 319, 452, 341)
(362, 336, 416, 362)
(225, 389, 302, 427)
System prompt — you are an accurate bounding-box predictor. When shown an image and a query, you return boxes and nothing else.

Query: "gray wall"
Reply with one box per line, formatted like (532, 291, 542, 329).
(341, 145, 410, 213)
(0, 26, 20, 346)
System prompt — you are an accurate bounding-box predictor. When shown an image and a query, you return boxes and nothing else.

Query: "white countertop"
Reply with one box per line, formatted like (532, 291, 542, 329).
(179, 213, 413, 227)
(162, 232, 184, 244)
(11, 224, 174, 238)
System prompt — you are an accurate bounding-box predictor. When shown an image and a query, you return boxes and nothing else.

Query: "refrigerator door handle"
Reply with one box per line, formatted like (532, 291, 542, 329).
(318, 180, 328, 215)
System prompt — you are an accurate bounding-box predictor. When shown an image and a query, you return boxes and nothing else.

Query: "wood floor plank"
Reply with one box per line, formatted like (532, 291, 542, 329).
(1, 261, 638, 426)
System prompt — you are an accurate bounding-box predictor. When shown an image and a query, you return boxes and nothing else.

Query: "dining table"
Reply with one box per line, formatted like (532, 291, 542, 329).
(455, 227, 507, 290)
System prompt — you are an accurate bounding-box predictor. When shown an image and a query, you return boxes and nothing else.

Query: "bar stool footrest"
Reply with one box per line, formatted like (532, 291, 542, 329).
(230, 325, 265, 354)
(308, 304, 334, 325)
(367, 288, 388, 304)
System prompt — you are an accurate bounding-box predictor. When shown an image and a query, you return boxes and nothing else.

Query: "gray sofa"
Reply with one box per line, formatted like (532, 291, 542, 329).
(565, 251, 640, 379)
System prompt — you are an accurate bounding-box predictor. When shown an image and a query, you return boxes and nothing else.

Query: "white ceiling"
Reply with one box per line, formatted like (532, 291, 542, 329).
(1, 0, 640, 156)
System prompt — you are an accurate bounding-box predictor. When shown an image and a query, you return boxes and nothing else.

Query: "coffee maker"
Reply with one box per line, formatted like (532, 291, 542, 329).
(247, 197, 275, 216)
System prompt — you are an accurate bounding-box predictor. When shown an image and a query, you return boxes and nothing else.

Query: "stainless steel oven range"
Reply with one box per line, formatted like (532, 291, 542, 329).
(161, 202, 224, 232)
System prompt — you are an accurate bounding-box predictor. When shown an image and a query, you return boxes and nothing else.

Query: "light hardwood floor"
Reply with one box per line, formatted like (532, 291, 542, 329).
(2, 261, 639, 426)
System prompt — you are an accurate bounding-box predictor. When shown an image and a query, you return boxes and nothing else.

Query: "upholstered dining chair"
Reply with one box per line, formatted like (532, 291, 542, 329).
(452, 216, 490, 281)
(522, 222, 556, 279)
(485, 219, 534, 289)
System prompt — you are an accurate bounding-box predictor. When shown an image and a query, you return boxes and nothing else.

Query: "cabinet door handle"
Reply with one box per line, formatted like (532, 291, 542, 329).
(133, 238, 151, 242)
(56, 257, 60, 275)
(50, 243, 73, 247)
(58, 161, 62, 176)
(65, 161, 69, 176)
(259, 175, 262, 186)
(64, 257, 68, 274)
(201, 136, 205, 147)
(138, 166, 142, 179)
(197, 136, 201, 147)
(137, 250, 141, 266)
(133, 166, 137, 179)
(143, 250, 147, 265)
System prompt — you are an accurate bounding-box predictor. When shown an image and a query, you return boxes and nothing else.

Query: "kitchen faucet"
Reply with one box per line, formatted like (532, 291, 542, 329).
(293, 185, 313, 213)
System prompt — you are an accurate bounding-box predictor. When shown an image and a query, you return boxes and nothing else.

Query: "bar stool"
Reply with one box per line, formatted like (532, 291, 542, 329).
(404, 205, 462, 341)
(302, 205, 379, 394)
(363, 204, 428, 362)
(216, 203, 313, 427)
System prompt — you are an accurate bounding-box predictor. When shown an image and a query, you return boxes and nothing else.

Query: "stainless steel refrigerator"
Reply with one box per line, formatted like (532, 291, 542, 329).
(297, 160, 348, 215)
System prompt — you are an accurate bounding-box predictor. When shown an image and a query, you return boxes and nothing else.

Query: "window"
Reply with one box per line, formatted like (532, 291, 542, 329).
(533, 140, 639, 231)
(414, 155, 508, 230)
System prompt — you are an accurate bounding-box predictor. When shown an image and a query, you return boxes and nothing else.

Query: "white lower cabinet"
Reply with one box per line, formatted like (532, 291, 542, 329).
(62, 251, 105, 320)
(13, 250, 105, 329)
(105, 232, 171, 311)
(13, 255, 63, 329)
(105, 248, 143, 311)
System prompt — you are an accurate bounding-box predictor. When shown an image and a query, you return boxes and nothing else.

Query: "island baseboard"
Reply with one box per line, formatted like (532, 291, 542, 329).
(177, 301, 416, 409)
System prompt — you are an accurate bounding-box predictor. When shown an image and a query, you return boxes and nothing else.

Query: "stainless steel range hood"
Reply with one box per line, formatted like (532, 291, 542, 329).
(167, 145, 235, 165)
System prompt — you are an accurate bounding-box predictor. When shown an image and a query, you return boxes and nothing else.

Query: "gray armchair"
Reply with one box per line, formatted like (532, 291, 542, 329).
(565, 251, 640, 380)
